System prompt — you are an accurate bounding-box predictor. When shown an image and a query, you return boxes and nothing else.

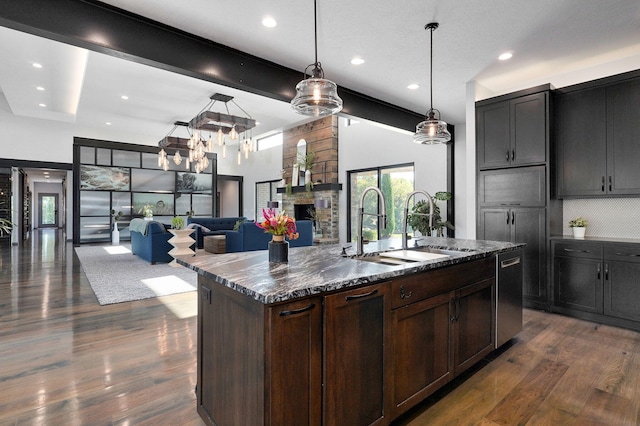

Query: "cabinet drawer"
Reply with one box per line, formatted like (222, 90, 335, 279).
(604, 245, 640, 263)
(391, 257, 495, 309)
(553, 241, 602, 259)
(478, 166, 546, 207)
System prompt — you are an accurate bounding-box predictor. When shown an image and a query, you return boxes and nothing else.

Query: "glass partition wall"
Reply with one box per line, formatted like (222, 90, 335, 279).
(73, 138, 217, 244)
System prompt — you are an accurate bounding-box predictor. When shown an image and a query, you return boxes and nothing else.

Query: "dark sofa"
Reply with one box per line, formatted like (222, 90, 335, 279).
(225, 220, 314, 253)
(129, 219, 173, 264)
(187, 216, 246, 249)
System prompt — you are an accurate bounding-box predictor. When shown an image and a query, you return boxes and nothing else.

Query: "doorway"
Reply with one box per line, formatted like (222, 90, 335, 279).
(38, 193, 59, 228)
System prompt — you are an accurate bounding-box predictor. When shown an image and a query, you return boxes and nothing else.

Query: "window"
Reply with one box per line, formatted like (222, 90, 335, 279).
(347, 164, 414, 242)
(257, 132, 282, 151)
(255, 180, 282, 220)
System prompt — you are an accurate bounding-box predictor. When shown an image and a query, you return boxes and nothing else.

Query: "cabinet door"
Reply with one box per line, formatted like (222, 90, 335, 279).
(477, 208, 510, 242)
(477, 166, 546, 207)
(555, 88, 607, 197)
(267, 298, 322, 426)
(391, 292, 451, 417)
(511, 92, 547, 166)
(554, 257, 603, 313)
(324, 283, 391, 426)
(604, 261, 640, 322)
(512, 208, 546, 302)
(452, 278, 495, 375)
(606, 80, 640, 195)
(477, 100, 510, 169)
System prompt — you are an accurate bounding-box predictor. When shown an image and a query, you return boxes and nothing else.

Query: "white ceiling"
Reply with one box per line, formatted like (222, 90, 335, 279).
(1, 0, 640, 185)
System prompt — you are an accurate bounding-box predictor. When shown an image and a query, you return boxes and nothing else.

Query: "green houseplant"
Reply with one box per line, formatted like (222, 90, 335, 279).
(0, 218, 15, 236)
(171, 216, 185, 230)
(407, 191, 454, 237)
(569, 216, 587, 238)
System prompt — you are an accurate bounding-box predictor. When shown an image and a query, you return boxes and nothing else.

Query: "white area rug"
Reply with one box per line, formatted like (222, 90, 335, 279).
(74, 244, 197, 305)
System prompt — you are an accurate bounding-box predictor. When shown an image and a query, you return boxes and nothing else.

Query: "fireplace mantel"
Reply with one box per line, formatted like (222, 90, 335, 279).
(276, 183, 342, 194)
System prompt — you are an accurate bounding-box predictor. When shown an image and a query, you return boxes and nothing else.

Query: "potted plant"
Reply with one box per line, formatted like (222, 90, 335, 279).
(110, 210, 123, 245)
(569, 216, 588, 238)
(407, 191, 455, 237)
(171, 216, 185, 230)
(298, 150, 315, 186)
(140, 204, 154, 220)
(0, 218, 15, 236)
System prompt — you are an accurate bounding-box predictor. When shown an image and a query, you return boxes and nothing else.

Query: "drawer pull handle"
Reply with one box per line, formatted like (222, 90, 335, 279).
(279, 303, 316, 317)
(400, 285, 412, 299)
(608, 176, 612, 192)
(601, 176, 605, 192)
(597, 264, 601, 280)
(505, 151, 510, 161)
(501, 257, 521, 268)
(563, 248, 590, 253)
(615, 252, 640, 257)
(605, 264, 609, 281)
(346, 289, 378, 301)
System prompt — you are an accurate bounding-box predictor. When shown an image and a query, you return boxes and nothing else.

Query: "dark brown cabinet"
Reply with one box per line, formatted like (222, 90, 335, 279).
(452, 279, 495, 375)
(478, 207, 546, 303)
(324, 282, 391, 426)
(552, 240, 640, 331)
(477, 92, 547, 169)
(556, 78, 640, 197)
(197, 281, 323, 426)
(389, 257, 495, 419)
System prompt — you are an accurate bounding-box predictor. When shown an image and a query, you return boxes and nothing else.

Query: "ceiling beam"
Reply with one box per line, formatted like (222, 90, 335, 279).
(0, 0, 424, 132)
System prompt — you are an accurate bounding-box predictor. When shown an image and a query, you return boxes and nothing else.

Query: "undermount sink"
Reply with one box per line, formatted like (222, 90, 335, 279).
(352, 247, 461, 266)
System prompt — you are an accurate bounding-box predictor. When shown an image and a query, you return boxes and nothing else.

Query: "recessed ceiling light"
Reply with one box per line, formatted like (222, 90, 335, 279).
(262, 16, 277, 28)
(350, 57, 365, 65)
(36, 86, 45, 91)
(498, 52, 513, 61)
(105, 122, 112, 126)
(38, 103, 46, 107)
(121, 95, 129, 100)
(43, 171, 50, 175)
(407, 83, 420, 90)
(32, 62, 42, 68)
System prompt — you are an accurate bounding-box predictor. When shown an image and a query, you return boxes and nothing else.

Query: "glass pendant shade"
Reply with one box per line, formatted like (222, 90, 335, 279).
(414, 22, 451, 145)
(291, 77, 343, 117)
(413, 110, 451, 144)
(216, 129, 224, 146)
(229, 125, 238, 140)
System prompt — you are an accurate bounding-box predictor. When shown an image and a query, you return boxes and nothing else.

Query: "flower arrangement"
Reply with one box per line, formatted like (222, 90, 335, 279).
(256, 208, 299, 240)
(569, 217, 588, 227)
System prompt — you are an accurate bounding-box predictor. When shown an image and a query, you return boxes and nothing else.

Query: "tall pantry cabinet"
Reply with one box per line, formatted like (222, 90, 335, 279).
(476, 85, 562, 309)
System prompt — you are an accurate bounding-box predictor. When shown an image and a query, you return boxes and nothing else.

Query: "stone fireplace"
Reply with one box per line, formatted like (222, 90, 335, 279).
(278, 116, 341, 242)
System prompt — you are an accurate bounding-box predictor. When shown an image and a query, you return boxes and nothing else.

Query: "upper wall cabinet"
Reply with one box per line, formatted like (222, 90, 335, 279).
(477, 92, 547, 170)
(556, 76, 640, 197)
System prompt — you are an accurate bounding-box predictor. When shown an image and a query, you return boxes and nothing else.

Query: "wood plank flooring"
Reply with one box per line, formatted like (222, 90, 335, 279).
(1, 229, 640, 425)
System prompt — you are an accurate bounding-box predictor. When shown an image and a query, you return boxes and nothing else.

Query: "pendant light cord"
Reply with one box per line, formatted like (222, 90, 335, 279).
(314, 0, 318, 66)
(429, 24, 433, 112)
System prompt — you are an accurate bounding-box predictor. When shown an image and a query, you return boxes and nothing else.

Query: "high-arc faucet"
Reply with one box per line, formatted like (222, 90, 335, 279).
(402, 190, 434, 250)
(357, 186, 387, 256)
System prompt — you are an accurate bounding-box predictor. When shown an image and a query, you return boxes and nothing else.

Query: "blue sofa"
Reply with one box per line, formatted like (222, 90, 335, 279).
(129, 219, 173, 264)
(187, 216, 246, 249)
(225, 220, 314, 253)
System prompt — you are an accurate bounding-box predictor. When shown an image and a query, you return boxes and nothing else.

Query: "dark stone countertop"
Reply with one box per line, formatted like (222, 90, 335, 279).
(178, 237, 523, 304)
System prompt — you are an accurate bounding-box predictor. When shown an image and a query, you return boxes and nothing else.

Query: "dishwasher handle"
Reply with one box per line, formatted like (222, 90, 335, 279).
(500, 257, 521, 269)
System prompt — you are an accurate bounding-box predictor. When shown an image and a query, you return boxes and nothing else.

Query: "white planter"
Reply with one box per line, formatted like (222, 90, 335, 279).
(572, 227, 586, 238)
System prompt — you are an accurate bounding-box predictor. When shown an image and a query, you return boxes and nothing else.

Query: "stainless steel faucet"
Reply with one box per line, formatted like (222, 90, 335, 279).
(402, 190, 434, 250)
(357, 186, 387, 256)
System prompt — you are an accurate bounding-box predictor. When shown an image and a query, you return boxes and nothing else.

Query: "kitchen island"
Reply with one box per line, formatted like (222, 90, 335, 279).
(178, 237, 523, 426)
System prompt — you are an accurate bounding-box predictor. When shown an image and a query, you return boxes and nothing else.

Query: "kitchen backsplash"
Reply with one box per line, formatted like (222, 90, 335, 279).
(563, 198, 640, 239)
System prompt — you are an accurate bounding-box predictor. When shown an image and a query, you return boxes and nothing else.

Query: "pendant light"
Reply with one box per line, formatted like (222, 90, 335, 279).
(291, 0, 343, 117)
(413, 22, 451, 144)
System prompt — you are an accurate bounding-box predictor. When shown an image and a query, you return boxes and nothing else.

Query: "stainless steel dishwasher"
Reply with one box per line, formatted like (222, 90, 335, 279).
(496, 249, 523, 347)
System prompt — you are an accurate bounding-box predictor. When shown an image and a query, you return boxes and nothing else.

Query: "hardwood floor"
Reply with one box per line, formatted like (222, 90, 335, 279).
(1, 229, 639, 425)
